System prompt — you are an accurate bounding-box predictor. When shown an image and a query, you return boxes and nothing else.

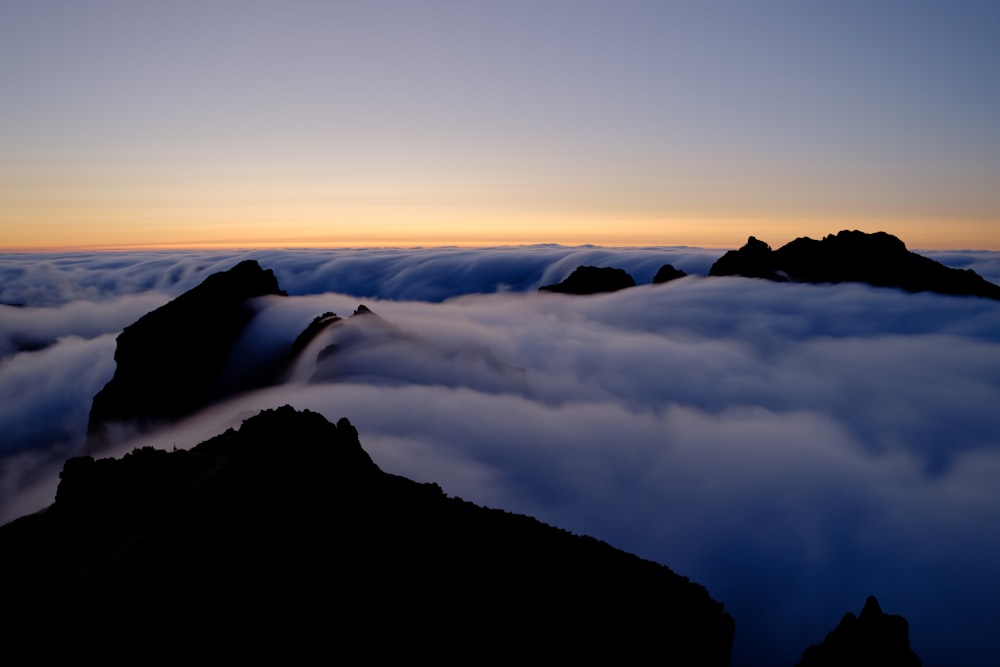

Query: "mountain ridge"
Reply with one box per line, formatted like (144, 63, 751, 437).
(2, 405, 736, 663)
(709, 230, 1000, 300)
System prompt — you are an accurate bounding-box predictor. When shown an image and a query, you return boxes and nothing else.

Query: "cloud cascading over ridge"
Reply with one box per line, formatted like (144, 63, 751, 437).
(0, 246, 723, 307)
(1, 247, 999, 667)
(3, 246, 998, 309)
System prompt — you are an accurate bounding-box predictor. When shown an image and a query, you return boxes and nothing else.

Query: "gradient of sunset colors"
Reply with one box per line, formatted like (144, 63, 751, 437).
(3, 1, 1000, 251)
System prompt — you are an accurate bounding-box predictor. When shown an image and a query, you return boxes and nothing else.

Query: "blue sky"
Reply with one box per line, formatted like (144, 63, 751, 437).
(2, 1, 1000, 249)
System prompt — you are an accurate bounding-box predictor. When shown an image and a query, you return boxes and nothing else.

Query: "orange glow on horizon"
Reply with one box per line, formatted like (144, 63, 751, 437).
(3, 212, 999, 253)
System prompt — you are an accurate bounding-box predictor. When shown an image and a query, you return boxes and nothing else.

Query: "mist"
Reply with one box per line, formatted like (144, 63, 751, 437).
(1, 246, 999, 666)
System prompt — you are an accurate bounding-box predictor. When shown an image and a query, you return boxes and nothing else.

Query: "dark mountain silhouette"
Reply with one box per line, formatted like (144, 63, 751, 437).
(653, 263, 688, 284)
(796, 596, 922, 667)
(711, 235, 780, 280)
(539, 265, 637, 294)
(710, 230, 1000, 300)
(1, 406, 735, 663)
(86, 259, 286, 446)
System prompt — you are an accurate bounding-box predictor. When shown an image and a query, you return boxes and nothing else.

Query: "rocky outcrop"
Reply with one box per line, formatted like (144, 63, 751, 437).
(2, 406, 735, 663)
(540, 265, 637, 294)
(710, 235, 781, 280)
(710, 230, 1000, 299)
(653, 263, 688, 284)
(796, 596, 922, 667)
(87, 260, 286, 445)
(287, 310, 342, 361)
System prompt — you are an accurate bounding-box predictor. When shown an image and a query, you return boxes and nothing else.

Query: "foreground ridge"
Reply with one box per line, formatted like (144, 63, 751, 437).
(2, 406, 735, 663)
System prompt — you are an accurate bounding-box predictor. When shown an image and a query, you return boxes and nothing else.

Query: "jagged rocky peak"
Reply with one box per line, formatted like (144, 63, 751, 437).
(709, 235, 782, 280)
(87, 259, 287, 445)
(796, 596, 922, 667)
(652, 263, 688, 284)
(288, 311, 343, 361)
(287, 303, 389, 370)
(823, 229, 907, 253)
(539, 265, 637, 294)
(709, 229, 1000, 300)
(3, 406, 735, 664)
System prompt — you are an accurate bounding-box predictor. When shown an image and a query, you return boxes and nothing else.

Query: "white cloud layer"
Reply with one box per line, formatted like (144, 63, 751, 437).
(0, 246, 722, 306)
(1, 247, 999, 667)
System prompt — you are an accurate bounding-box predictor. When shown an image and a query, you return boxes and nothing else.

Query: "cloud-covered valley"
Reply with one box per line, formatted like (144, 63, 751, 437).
(2, 246, 999, 666)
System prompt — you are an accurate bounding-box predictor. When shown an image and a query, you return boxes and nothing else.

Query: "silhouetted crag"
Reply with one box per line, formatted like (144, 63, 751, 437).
(796, 596, 922, 667)
(540, 265, 637, 294)
(87, 259, 286, 444)
(2, 406, 734, 663)
(287, 310, 342, 361)
(710, 230, 1000, 300)
(711, 235, 782, 280)
(310, 303, 402, 363)
(653, 263, 688, 284)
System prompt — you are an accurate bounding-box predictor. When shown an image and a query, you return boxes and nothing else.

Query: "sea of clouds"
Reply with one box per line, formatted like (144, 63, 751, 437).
(2, 244, 999, 666)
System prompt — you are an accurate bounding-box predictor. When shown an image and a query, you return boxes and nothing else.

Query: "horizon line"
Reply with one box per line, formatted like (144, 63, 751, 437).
(3, 237, 999, 254)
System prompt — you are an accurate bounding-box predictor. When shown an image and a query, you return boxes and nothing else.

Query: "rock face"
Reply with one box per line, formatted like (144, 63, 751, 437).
(287, 310, 342, 361)
(2, 406, 735, 663)
(796, 596, 922, 667)
(710, 230, 1000, 300)
(87, 260, 286, 444)
(710, 235, 781, 280)
(540, 265, 637, 294)
(653, 263, 688, 284)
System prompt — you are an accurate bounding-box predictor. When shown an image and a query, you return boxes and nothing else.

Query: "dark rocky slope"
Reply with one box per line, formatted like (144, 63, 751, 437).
(653, 263, 688, 284)
(710, 230, 1000, 300)
(540, 265, 637, 294)
(2, 406, 735, 663)
(796, 596, 922, 667)
(87, 259, 286, 445)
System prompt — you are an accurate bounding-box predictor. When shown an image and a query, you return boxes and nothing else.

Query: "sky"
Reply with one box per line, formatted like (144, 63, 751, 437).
(2, 248, 1000, 666)
(3, 0, 1000, 250)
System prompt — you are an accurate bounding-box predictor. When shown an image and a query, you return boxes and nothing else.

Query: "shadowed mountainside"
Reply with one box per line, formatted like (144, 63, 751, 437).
(710, 230, 1000, 300)
(86, 259, 286, 445)
(2, 406, 735, 663)
(796, 596, 922, 667)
